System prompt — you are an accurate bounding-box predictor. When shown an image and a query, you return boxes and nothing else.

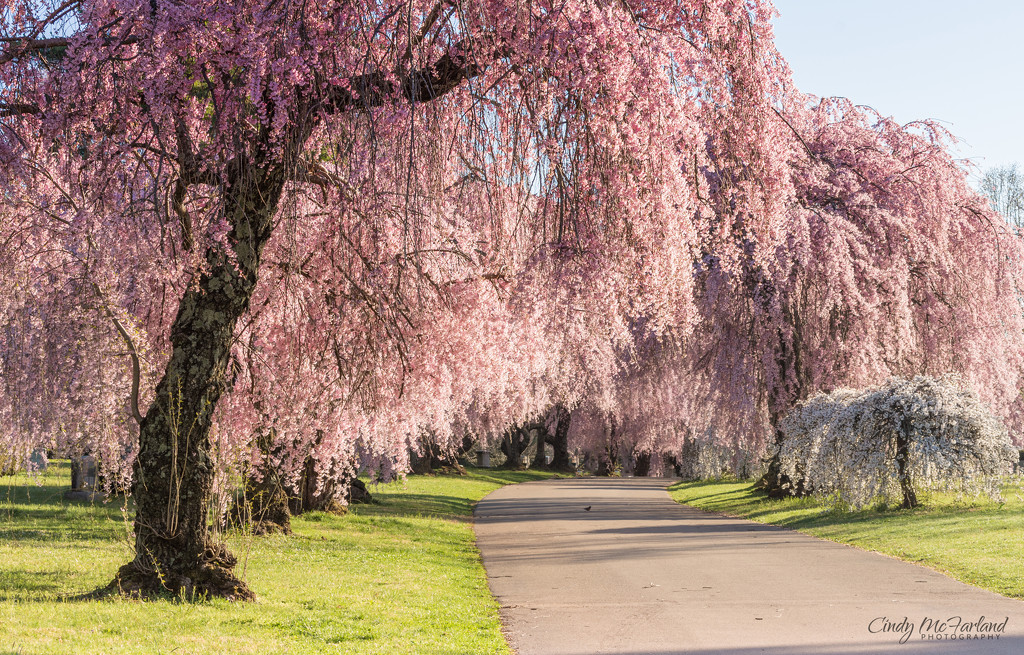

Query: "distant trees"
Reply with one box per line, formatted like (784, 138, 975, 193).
(980, 164, 1024, 232)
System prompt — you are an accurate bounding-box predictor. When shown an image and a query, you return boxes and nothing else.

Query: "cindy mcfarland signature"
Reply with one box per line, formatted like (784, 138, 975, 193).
(868, 616, 1008, 644)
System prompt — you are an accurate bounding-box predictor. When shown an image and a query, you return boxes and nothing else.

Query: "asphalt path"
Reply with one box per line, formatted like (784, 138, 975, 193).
(474, 477, 1024, 655)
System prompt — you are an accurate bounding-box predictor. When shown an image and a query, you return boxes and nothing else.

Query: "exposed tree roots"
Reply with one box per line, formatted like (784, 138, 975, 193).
(102, 544, 255, 601)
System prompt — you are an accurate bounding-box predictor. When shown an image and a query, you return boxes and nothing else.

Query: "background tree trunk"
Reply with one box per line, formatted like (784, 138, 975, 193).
(288, 454, 348, 515)
(634, 451, 651, 477)
(531, 425, 548, 469)
(228, 430, 292, 535)
(409, 432, 469, 474)
(240, 468, 293, 535)
(110, 167, 284, 600)
(500, 425, 531, 469)
(550, 405, 573, 472)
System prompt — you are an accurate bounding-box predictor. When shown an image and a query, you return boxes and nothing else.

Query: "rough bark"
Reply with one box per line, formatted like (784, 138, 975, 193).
(349, 478, 374, 505)
(757, 311, 810, 498)
(596, 419, 620, 476)
(239, 469, 293, 535)
(596, 447, 619, 476)
(757, 429, 806, 498)
(108, 166, 284, 600)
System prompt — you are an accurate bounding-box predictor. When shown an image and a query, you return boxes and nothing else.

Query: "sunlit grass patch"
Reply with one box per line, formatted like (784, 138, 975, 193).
(0, 461, 554, 654)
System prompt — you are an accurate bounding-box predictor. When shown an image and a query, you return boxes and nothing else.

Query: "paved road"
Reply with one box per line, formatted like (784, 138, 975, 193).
(474, 477, 1024, 655)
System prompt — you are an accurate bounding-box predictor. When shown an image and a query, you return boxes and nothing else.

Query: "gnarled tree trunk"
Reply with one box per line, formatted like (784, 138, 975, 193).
(289, 454, 349, 515)
(409, 431, 470, 475)
(110, 167, 284, 600)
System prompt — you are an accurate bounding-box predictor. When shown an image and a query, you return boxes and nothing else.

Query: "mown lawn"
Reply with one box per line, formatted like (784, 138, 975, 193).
(0, 462, 555, 654)
(668, 477, 1024, 599)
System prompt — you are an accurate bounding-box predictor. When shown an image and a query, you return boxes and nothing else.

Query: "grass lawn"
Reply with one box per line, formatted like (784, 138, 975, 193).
(0, 461, 555, 654)
(668, 477, 1024, 599)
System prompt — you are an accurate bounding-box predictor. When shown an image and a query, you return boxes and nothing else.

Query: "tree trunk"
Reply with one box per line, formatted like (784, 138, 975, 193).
(228, 431, 292, 535)
(239, 467, 293, 535)
(500, 425, 530, 469)
(288, 454, 349, 515)
(550, 405, 573, 472)
(409, 433, 467, 475)
(596, 418, 619, 476)
(757, 315, 809, 498)
(634, 451, 652, 477)
(757, 428, 807, 498)
(349, 478, 374, 505)
(896, 419, 918, 509)
(531, 425, 548, 469)
(109, 167, 284, 600)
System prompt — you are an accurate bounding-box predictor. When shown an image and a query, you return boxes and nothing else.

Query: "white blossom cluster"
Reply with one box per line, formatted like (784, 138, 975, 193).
(778, 375, 1017, 509)
(676, 434, 764, 481)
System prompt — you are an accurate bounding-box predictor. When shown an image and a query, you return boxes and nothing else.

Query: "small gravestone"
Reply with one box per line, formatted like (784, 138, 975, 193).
(65, 455, 103, 502)
(476, 449, 491, 468)
(29, 450, 47, 472)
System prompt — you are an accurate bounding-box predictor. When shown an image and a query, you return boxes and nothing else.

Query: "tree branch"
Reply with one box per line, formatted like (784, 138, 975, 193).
(0, 36, 71, 65)
(108, 310, 146, 425)
(322, 39, 492, 113)
(0, 102, 40, 117)
(92, 284, 145, 424)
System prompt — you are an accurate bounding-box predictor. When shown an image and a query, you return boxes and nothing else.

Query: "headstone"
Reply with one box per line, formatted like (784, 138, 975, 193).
(70, 455, 98, 490)
(66, 455, 103, 502)
(476, 449, 491, 468)
(29, 450, 47, 471)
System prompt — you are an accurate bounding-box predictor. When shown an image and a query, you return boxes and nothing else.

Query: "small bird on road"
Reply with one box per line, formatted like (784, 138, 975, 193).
(583, 505, 592, 511)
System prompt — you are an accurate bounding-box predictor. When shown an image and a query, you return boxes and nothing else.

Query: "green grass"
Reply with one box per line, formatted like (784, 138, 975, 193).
(0, 461, 556, 654)
(668, 477, 1024, 599)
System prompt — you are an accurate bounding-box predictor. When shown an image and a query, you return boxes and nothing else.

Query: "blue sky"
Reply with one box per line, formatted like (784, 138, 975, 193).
(771, 1, 1024, 175)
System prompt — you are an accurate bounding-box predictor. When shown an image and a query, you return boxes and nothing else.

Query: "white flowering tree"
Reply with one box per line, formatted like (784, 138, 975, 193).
(778, 376, 1017, 509)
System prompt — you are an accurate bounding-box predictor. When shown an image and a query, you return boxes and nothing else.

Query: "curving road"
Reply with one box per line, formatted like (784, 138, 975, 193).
(474, 477, 1024, 655)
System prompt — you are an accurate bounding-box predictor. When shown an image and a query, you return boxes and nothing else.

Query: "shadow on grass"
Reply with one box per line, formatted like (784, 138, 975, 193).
(350, 467, 563, 523)
(354, 492, 478, 522)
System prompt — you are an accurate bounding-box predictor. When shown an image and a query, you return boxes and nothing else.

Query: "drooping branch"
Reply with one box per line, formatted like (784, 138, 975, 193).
(92, 284, 145, 424)
(108, 311, 145, 425)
